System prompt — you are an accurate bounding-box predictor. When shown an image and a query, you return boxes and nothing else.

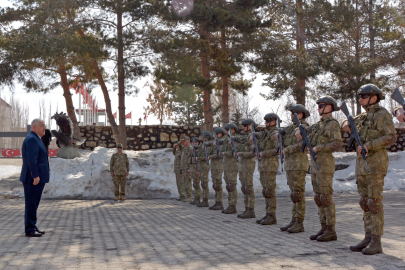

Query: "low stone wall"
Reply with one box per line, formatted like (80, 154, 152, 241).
(80, 125, 202, 151)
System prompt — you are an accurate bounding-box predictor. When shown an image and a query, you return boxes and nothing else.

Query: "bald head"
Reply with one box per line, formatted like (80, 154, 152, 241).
(31, 118, 46, 137)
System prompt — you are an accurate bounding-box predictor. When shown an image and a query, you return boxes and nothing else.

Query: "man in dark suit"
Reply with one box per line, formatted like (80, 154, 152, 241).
(20, 119, 50, 237)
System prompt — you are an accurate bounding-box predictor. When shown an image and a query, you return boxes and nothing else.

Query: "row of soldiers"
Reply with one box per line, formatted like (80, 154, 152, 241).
(172, 84, 403, 256)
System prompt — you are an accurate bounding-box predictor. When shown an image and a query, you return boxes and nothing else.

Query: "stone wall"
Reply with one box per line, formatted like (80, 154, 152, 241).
(79, 125, 202, 151)
(79, 124, 405, 152)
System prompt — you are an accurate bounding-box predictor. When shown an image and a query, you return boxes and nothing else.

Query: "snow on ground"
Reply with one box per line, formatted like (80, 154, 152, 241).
(0, 165, 22, 182)
(0, 148, 404, 198)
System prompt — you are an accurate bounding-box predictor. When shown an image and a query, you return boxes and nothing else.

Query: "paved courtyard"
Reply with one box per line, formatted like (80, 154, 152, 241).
(0, 192, 405, 270)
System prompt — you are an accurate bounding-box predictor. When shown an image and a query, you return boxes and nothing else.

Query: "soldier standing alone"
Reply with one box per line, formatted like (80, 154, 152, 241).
(342, 84, 396, 255)
(296, 96, 342, 241)
(110, 143, 129, 201)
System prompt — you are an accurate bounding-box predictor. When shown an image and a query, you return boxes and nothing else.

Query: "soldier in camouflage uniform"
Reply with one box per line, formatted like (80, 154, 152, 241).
(173, 142, 185, 201)
(190, 138, 201, 205)
(180, 136, 193, 202)
(253, 113, 280, 225)
(296, 96, 342, 241)
(277, 104, 310, 233)
(235, 119, 256, 219)
(110, 143, 129, 201)
(205, 127, 226, 210)
(342, 84, 397, 255)
(196, 131, 212, 207)
(221, 123, 239, 214)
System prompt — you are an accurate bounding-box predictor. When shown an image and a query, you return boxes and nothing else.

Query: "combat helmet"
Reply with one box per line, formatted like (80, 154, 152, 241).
(214, 127, 227, 136)
(202, 131, 212, 140)
(225, 123, 238, 131)
(289, 104, 310, 118)
(316, 96, 340, 111)
(358, 84, 385, 101)
(264, 113, 282, 123)
(192, 137, 200, 143)
(241, 118, 256, 126)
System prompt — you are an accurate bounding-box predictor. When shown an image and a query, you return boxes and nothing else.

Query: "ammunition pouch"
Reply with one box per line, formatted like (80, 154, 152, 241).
(292, 191, 303, 203)
(226, 184, 236, 192)
(320, 194, 333, 207)
(314, 193, 322, 207)
(367, 198, 383, 214)
(201, 181, 208, 189)
(359, 196, 369, 212)
(262, 188, 273, 198)
(213, 184, 222, 192)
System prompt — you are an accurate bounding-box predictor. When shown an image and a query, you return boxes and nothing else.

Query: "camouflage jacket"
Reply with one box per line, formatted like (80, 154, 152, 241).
(180, 145, 193, 171)
(206, 140, 224, 171)
(110, 153, 129, 176)
(256, 126, 279, 172)
(282, 120, 309, 171)
(351, 103, 396, 175)
(235, 131, 256, 172)
(221, 136, 239, 171)
(307, 115, 342, 174)
(195, 145, 209, 174)
(172, 143, 183, 174)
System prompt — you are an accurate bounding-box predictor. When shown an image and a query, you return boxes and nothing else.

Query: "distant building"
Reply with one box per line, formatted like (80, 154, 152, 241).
(0, 97, 12, 147)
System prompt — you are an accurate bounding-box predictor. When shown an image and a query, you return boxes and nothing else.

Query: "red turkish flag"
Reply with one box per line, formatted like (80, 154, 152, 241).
(1, 148, 22, 157)
(48, 149, 58, 157)
(113, 112, 117, 118)
(125, 112, 132, 119)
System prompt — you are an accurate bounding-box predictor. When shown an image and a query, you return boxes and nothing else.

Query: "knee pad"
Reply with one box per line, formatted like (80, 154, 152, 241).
(359, 196, 369, 212)
(262, 188, 273, 198)
(314, 193, 322, 207)
(226, 184, 236, 192)
(246, 185, 254, 195)
(290, 192, 296, 203)
(213, 183, 222, 192)
(320, 194, 333, 207)
(367, 198, 383, 214)
(292, 191, 303, 202)
(193, 182, 200, 190)
(241, 185, 246, 194)
(201, 181, 208, 189)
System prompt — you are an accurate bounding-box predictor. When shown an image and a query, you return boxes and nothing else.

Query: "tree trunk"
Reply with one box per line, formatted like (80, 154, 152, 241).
(369, 0, 376, 81)
(295, 0, 306, 106)
(220, 29, 229, 126)
(200, 23, 213, 132)
(117, 8, 127, 148)
(355, 0, 362, 116)
(58, 61, 81, 140)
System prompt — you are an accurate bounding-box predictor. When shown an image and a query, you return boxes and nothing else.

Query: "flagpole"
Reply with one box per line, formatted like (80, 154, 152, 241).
(78, 83, 82, 126)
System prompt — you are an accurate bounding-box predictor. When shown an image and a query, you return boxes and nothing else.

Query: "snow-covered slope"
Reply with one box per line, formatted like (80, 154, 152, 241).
(1, 147, 404, 199)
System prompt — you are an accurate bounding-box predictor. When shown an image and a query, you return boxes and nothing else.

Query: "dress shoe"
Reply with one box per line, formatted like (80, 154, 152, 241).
(35, 228, 45, 235)
(25, 231, 42, 237)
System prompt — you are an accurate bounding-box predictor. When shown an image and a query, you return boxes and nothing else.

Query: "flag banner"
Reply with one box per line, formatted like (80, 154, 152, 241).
(125, 112, 132, 119)
(113, 112, 117, 118)
(1, 148, 21, 157)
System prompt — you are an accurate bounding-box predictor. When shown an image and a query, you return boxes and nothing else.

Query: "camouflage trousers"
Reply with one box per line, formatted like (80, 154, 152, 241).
(260, 171, 277, 215)
(286, 170, 306, 219)
(192, 170, 201, 198)
(239, 170, 255, 208)
(211, 169, 223, 203)
(181, 172, 192, 198)
(113, 175, 127, 197)
(175, 173, 185, 198)
(200, 171, 209, 200)
(224, 170, 238, 206)
(357, 174, 384, 236)
(311, 172, 335, 225)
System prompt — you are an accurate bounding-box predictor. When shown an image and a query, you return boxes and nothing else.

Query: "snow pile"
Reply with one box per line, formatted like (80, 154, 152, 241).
(0, 165, 22, 182)
(1, 148, 404, 199)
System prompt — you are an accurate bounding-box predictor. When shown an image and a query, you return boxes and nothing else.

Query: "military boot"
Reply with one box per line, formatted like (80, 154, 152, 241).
(361, 235, 382, 255)
(349, 232, 371, 252)
(256, 214, 268, 224)
(237, 208, 248, 218)
(239, 208, 256, 219)
(223, 205, 237, 214)
(121, 196, 126, 201)
(190, 196, 200, 205)
(176, 196, 185, 201)
(317, 225, 337, 242)
(182, 196, 192, 202)
(197, 198, 209, 207)
(261, 214, 277, 225)
(114, 196, 119, 201)
(211, 202, 224, 210)
(209, 202, 218, 210)
(287, 218, 304, 233)
(222, 206, 230, 213)
(310, 223, 326, 240)
(280, 218, 296, 231)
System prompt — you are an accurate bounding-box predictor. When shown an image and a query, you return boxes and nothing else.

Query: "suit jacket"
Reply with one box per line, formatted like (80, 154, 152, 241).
(20, 131, 50, 184)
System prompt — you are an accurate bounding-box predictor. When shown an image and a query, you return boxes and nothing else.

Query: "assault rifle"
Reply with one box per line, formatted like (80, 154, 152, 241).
(251, 123, 261, 167)
(292, 113, 319, 170)
(202, 134, 210, 165)
(192, 138, 197, 170)
(276, 118, 285, 172)
(213, 131, 224, 166)
(228, 129, 239, 168)
(340, 102, 370, 172)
